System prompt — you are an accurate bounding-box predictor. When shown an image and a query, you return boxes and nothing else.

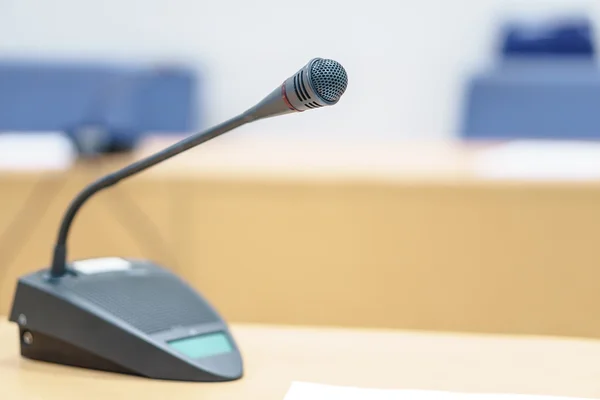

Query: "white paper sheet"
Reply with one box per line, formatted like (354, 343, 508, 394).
(472, 140, 600, 180)
(0, 132, 76, 170)
(284, 382, 589, 400)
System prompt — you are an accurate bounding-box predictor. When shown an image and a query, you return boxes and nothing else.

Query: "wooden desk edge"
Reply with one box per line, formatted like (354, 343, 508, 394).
(3, 319, 600, 399)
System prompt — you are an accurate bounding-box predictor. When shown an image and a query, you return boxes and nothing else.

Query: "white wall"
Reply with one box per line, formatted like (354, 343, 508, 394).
(0, 0, 598, 141)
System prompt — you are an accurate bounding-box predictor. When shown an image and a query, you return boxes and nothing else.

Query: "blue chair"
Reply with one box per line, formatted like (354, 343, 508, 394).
(0, 60, 199, 151)
(461, 60, 600, 140)
(460, 17, 600, 140)
(502, 16, 595, 58)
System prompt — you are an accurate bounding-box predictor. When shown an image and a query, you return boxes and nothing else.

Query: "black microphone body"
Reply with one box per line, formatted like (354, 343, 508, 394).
(8, 57, 347, 383)
(49, 57, 348, 278)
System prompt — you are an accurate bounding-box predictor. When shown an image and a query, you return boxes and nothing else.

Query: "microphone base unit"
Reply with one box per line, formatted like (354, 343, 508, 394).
(8, 258, 243, 382)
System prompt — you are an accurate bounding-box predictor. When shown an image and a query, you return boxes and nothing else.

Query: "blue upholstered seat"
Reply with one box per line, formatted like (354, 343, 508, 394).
(0, 60, 199, 148)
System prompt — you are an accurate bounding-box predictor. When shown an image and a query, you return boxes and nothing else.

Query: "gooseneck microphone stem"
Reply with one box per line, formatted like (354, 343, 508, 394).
(47, 57, 348, 280)
(49, 112, 254, 279)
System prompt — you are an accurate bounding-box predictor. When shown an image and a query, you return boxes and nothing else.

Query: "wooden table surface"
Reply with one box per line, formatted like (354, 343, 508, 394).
(1, 320, 600, 400)
(3, 138, 600, 339)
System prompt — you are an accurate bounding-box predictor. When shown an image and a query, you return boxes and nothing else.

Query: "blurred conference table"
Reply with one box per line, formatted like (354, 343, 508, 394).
(2, 319, 600, 399)
(1, 135, 600, 339)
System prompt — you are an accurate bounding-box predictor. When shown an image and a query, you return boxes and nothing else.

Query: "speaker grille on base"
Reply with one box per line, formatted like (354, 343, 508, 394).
(63, 274, 220, 334)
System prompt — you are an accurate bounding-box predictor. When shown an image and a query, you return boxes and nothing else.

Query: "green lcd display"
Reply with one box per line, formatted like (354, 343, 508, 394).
(167, 332, 233, 359)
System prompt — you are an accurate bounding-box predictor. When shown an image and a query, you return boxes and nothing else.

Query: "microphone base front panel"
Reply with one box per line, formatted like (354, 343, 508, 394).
(8, 259, 243, 382)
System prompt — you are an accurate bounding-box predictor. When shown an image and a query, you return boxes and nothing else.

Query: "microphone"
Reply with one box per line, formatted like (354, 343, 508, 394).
(245, 57, 348, 120)
(9, 57, 347, 382)
(48, 57, 348, 279)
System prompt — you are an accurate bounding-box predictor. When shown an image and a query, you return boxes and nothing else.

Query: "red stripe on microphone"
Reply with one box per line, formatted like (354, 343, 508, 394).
(281, 84, 300, 111)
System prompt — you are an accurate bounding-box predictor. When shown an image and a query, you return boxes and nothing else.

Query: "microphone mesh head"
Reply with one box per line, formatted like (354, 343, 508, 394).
(309, 59, 348, 103)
